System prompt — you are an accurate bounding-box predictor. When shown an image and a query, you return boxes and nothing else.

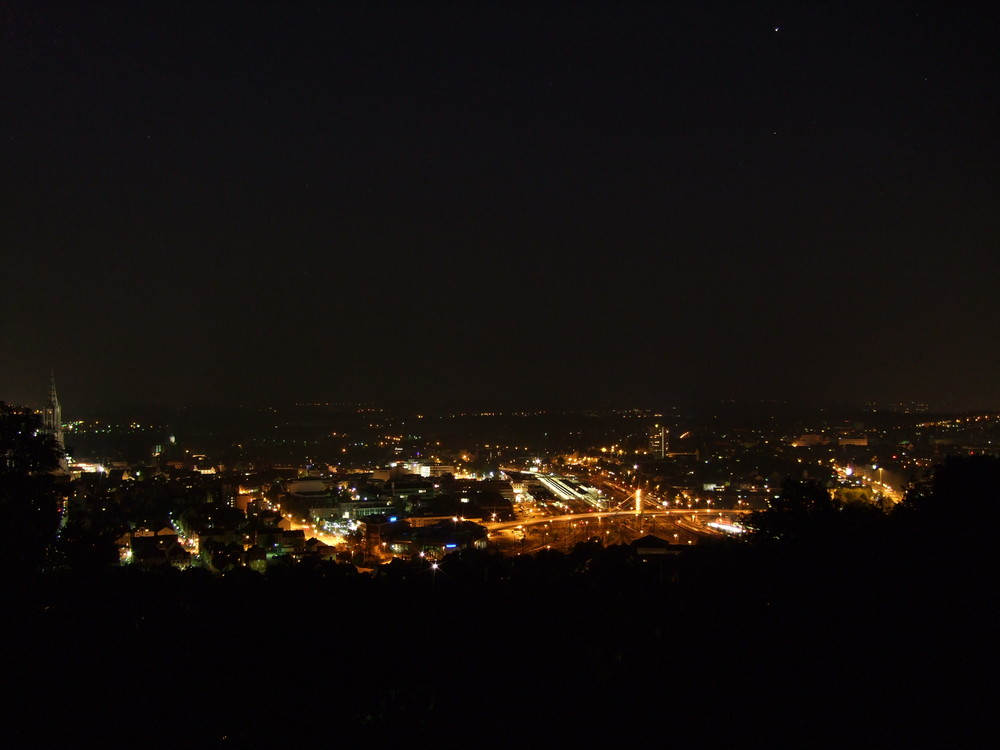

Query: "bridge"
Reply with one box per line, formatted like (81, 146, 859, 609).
(486, 507, 750, 532)
(484, 506, 751, 555)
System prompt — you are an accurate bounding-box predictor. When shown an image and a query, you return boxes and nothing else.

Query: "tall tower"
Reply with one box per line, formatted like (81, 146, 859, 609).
(42, 374, 68, 474)
(43, 373, 64, 450)
(648, 424, 668, 459)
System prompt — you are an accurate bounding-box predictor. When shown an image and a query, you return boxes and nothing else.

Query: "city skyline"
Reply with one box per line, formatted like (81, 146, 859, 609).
(3, 2, 998, 411)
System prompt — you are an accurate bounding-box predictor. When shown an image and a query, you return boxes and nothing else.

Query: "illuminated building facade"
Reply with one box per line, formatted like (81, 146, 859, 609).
(648, 424, 668, 459)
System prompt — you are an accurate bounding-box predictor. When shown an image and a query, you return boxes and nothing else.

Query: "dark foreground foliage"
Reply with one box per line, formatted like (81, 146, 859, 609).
(1, 550, 991, 746)
(1, 457, 995, 748)
(0, 402, 64, 571)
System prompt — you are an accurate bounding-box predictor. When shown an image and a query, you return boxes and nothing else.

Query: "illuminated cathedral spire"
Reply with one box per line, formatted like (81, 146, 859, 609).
(43, 372, 64, 450)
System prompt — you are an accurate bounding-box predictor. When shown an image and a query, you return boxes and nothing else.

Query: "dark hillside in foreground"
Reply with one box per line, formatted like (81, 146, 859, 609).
(2, 526, 991, 748)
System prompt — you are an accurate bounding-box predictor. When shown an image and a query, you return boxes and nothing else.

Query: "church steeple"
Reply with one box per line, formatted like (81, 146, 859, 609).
(43, 372, 64, 448)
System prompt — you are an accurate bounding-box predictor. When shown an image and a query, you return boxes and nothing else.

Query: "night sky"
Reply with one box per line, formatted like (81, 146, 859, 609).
(3, 2, 999, 412)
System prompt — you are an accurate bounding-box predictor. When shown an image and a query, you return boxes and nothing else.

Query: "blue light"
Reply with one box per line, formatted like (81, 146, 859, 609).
(389, 516, 398, 522)
(445, 543, 457, 549)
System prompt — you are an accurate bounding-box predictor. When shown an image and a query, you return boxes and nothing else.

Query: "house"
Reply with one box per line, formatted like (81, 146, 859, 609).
(258, 528, 306, 558)
(130, 535, 191, 569)
(630, 534, 684, 559)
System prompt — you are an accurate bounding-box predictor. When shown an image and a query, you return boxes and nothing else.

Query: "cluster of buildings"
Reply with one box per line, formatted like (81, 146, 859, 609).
(29, 375, 1000, 573)
(276, 465, 521, 562)
(118, 512, 340, 572)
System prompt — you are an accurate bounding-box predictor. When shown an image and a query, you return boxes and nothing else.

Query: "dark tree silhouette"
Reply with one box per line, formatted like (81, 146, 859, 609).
(902, 454, 1000, 519)
(0, 402, 65, 571)
(895, 454, 1000, 564)
(742, 478, 835, 541)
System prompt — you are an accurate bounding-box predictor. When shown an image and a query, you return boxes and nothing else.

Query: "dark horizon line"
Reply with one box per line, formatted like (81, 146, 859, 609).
(10, 395, 997, 419)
